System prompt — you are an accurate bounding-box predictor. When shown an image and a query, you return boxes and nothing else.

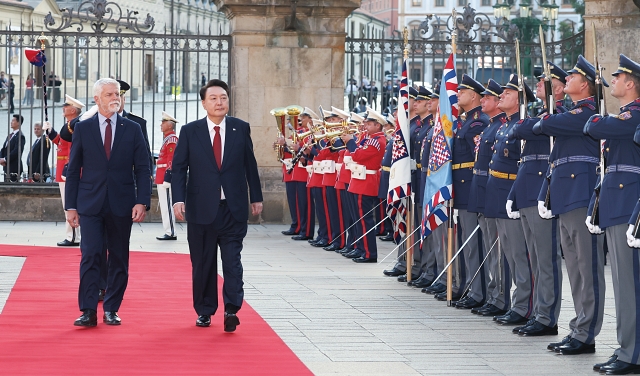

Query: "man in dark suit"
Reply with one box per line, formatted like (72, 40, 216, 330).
(116, 80, 153, 176)
(0, 114, 26, 182)
(27, 122, 51, 182)
(172, 79, 263, 333)
(65, 78, 151, 327)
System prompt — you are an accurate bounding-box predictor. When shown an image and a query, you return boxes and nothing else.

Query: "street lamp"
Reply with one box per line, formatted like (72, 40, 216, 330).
(519, 1, 532, 18)
(541, 0, 559, 37)
(493, 0, 512, 19)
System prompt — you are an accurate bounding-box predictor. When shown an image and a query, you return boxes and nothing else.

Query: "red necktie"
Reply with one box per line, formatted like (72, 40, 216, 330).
(104, 118, 112, 160)
(212, 125, 221, 169)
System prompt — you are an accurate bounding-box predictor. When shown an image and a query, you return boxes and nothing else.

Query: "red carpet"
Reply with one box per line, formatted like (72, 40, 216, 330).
(0, 245, 312, 375)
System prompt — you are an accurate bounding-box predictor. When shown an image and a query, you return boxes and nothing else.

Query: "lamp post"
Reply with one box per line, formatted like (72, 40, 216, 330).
(493, 0, 512, 20)
(541, 0, 560, 40)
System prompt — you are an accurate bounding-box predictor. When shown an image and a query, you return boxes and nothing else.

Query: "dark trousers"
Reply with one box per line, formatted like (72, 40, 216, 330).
(354, 194, 378, 259)
(341, 186, 356, 251)
(285, 181, 300, 233)
(313, 186, 330, 244)
(78, 197, 132, 312)
(296, 182, 314, 238)
(187, 201, 247, 316)
(345, 188, 358, 252)
(326, 186, 345, 248)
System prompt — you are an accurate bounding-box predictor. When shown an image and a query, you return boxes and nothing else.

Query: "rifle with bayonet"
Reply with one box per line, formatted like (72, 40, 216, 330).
(515, 39, 527, 120)
(589, 23, 607, 227)
(539, 26, 555, 210)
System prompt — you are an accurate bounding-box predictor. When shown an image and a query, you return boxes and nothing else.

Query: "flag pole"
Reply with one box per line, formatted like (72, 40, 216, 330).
(401, 27, 415, 282)
(446, 9, 458, 306)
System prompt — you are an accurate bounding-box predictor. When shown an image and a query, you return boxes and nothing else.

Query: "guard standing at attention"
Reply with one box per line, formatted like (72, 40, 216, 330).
(155, 111, 179, 240)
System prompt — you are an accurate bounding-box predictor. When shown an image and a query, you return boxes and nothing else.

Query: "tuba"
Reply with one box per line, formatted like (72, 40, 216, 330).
(270, 107, 288, 162)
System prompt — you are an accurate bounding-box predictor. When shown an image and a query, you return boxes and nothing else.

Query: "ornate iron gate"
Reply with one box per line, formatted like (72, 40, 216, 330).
(345, 5, 584, 113)
(0, 2, 230, 183)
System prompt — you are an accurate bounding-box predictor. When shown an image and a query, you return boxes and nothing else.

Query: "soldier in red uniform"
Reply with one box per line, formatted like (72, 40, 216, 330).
(156, 111, 179, 240)
(43, 94, 84, 246)
(341, 108, 387, 263)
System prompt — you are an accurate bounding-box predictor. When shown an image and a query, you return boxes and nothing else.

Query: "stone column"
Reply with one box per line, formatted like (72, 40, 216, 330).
(214, 0, 360, 223)
(584, 0, 640, 113)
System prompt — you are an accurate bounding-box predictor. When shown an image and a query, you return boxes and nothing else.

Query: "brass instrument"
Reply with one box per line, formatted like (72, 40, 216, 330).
(286, 105, 303, 144)
(270, 107, 288, 162)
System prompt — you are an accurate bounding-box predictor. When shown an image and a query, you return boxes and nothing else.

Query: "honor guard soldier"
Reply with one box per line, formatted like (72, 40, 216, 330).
(448, 74, 490, 308)
(43, 94, 84, 246)
(290, 108, 318, 241)
(486, 75, 535, 325)
(116, 80, 153, 181)
(506, 62, 568, 337)
(584, 54, 640, 375)
(533, 55, 606, 355)
(155, 111, 179, 240)
(467, 79, 510, 317)
(341, 109, 387, 263)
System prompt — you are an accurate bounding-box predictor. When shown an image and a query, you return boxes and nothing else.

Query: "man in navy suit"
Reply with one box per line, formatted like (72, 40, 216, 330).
(65, 78, 151, 327)
(0, 114, 26, 182)
(172, 79, 263, 333)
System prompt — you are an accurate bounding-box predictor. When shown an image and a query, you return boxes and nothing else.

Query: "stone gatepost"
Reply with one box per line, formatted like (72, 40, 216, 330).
(213, 0, 360, 223)
(584, 0, 640, 113)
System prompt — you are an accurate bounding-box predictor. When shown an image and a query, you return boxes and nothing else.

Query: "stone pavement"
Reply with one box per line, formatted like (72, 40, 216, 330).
(0, 221, 618, 375)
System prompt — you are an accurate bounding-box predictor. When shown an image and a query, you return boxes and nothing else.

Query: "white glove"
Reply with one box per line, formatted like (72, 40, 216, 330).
(453, 209, 459, 225)
(506, 200, 520, 219)
(628, 224, 640, 248)
(42, 121, 52, 132)
(538, 201, 553, 219)
(161, 181, 171, 189)
(585, 216, 603, 235)
(80, 104, 99, 121)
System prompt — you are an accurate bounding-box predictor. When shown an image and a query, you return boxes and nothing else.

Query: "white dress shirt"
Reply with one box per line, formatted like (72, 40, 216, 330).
(206, 116, 226, 199)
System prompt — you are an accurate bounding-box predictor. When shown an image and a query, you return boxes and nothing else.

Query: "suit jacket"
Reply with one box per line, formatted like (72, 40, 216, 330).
(65, 113, 151, 217)
(0, 130, 25, 175)
(171, 116, 263, 225)
(28, 135, 51, 177)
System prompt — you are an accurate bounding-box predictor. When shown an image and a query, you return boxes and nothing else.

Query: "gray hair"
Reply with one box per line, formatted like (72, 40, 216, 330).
(93, 78, 120, 97)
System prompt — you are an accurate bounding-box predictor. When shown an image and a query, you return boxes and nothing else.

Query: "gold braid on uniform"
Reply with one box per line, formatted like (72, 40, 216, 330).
(66, 121, 73, 135)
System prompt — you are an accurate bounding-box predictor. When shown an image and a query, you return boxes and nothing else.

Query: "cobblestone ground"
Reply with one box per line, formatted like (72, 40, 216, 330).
(0, 221, 618, 375)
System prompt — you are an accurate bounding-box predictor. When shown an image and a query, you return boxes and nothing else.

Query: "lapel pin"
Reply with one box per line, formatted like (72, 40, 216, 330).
(232, 128, 236, 131)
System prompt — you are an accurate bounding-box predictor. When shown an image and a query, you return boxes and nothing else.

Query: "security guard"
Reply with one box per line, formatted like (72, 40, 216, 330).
(155, 111, 179, 240)
(342, 108, 387, 263)
(507, 62, 568, 336)
(486, 75, 535, 325)
(43, 94, 84, 247)
(116, 80, 152, 174)
(467, 79, 510, 317)
(443, 74, 489, 306)
(584, 54, 640, 374)
(533, 55, 606, 355)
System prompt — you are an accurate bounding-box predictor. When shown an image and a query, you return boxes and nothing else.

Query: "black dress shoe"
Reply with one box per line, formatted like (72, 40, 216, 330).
(496, 311, 528, 325)
(556, 338, 595, 355)
(292, 235, 313, 241)
(74, 309, 97, 327)
(379, 233, 394, 242)
(424, 282, 446, 294)
(601, 360, 640, 375)
(518, 321, 558, 336)
(156, 234, 177, 240)
(493, 309, 512, 321)
(435, 291, 462, 301)
(58, 239, 79, 247)
(456, 297, 483, 309)
(98, 289, 105, 302)
(308, 238, 321, 244)
(412, 278, 433, 288)
(311, 241, 329, 248)
(547, 335, 572, 351)
(339, 247, 354, 255)
(594, 355, 618, 371)
(224, 312, 240, 332)
(383, 267, 405, 277)
(323, 243, 340, 252)
(281, 230, 299, 236)
(471, 303, 492, 314)
(343, 250, 363, 259)
(512, 319, 536, 333)
(479, 305, 508, 317)
(103, 311, 121, 325)
(397, 274, 420, 283)
(196, 315, 211, 327)
(353, 257, 377, 263)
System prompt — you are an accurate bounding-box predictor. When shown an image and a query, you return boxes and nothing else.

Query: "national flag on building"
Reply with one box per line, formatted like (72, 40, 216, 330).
(386, 57, 412, 244)
(421, 53, 458, 238)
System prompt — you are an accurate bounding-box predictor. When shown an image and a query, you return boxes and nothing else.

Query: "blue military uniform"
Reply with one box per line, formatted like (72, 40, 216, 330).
(533, 55, 606, 353)
(584, 54, 640, 372)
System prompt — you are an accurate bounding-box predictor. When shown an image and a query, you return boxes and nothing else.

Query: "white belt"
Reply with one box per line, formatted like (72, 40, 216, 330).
(312, 160, 324, 174)
(305, 165, 313, 174)
(351, 164, 378, 180)
(282, 158, 293, 170)
(321, 160, 336, 174)
(343, 156, 353, 164)
(157, 163, 168, 168)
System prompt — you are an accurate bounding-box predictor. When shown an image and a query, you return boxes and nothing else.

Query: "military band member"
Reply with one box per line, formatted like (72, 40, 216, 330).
(290, 108, 318, 241)
(486, 75, 535, 325)
(44, 94, 84, 247)
(584, 54, 640, 374)
(467, 79, 510, 317)
(506, 63, 568, 336)
(341, 109, 387, 263)
(155, 111, 179, 240)
(447, 74, 490, 308)
(533, 55, 606, 355)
